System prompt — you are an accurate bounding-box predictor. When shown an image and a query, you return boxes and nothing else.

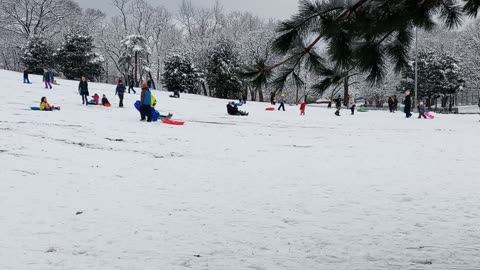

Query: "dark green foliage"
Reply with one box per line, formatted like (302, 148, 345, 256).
(399, 50, 465, 99)
(162, 53, 203, 94)
(206, 39, 243, 99)
(246, 0, 477, 95)
(55, 33, 104, 80)
(21, 36, 54, 74)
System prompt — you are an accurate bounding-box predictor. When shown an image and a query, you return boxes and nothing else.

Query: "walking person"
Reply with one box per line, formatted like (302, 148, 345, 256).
(115, 80, 126, 107)
(418, 101, 427, 119)
(128, 78, 136, 94)
(300, 100, 306, 115)
(23, 69, 31, 84)
(404, 90, 413, 118)
(348, 95, 356, 115)
(393, 95, 399, 111)
(388, 96, 394, 113)
(270, 91, 276, 105)
(334, 95, 342, 116)
(278, 94, 286, 111)
(78, 76, 89, 105)
(43, 69, 52, 89)
(140, 83, 152, 122)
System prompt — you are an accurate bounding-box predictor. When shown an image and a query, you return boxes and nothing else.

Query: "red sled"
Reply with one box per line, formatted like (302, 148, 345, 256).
(425, 112, 435, 119)
(162, 119, 185, 125)
(265, 107, 275, 111)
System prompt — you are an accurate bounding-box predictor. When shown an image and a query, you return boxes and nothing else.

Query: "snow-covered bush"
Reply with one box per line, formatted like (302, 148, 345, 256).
(55, 32, 104, 80)
(162, 53, 203, 94)
(399, 50, 465, 105)
(206, 39, 243, 99)
(21, 36, 54, 74)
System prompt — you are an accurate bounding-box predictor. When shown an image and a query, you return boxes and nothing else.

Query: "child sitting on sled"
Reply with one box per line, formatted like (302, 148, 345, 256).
(101, 94, 111, 107)
(40, 97, 60, 111)
(88, 93, 100, 105)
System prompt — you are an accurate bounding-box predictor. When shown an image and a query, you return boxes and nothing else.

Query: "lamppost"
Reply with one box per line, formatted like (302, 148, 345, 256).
(414, 27, 418, 111)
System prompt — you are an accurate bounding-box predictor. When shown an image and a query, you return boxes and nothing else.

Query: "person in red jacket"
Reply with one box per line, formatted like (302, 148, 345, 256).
(300, 100, 306, 115)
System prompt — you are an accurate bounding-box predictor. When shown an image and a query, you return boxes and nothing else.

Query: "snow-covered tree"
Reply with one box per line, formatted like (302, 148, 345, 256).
(399, 50, 465, 107)
(162, 53, 203, 94)
(21, 36, 54, 74)
(55, 32, 104, 80)
(118, 35, 151, 84)
(206, 39, 243, 99)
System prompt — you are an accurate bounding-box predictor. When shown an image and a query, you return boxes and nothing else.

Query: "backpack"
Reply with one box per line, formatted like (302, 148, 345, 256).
(150, 94, 157, 108)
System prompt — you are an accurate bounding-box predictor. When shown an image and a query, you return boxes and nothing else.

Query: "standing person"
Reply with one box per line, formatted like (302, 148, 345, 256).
(334, 95, 342, 116)
(78, 76, 89, 105)
(128, 78, 136, 94)
(300, 100, 306, 115)
(388, 96, 394, 113)
(418, 101, 427, 119)
(43, 69, 52, 89)
(270, 91, 276, 105)
(404, 90, 412, 118)
(393, 95, 399, 111)
(140, 83, 152, 122)
(23, 69, 30, 84)
(48, 68, 55, 85)
(115, 80, 126, 108)
(278, 94, 286, 111)
(348, 95, 356, 115)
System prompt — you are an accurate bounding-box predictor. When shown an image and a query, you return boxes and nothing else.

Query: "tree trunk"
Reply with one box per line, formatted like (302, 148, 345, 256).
(201, 82, 208, 96)
(295, 86, 299, 104)
(134, 51, 138, 86)
(258, 87, 264, 102)
(343, 75, 349, 106)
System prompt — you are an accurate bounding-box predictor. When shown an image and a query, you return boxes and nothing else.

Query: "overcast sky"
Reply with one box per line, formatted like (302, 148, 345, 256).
(77, 0, 299, 19)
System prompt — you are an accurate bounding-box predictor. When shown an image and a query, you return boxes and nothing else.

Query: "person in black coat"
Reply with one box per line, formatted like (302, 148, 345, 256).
(227, 102, 248, 116)
(270, 91, 276, 105)
(23, 69, 30, 84)
(115, 80, 126, 107)
(388, 96, 394, 113)
(404, 91, 412, 118)
(334, 95, 342, 116)
(78, 76, 89, 105)
(128, 78, 136, 94)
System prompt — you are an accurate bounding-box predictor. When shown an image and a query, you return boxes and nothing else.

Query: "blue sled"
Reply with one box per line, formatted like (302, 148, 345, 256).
(134, 101, 160, 122)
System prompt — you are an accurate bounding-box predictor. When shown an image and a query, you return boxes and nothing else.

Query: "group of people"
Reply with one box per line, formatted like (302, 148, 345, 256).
(387, 95, 399, 113)
(332, 95, 356, 116)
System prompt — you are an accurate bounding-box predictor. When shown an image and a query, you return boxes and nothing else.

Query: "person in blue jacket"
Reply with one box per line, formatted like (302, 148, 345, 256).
(140, 83, 152, 122)
(115, 80, 126, 107)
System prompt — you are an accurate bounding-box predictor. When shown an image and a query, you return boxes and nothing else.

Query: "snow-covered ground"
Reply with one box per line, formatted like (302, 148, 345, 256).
(1, 69, 480, 270)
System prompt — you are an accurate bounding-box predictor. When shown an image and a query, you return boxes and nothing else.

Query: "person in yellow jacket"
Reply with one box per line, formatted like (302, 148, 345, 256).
(40, 97, 60, 111)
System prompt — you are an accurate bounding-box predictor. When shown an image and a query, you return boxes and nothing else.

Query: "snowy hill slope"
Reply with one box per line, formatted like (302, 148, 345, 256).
(1, 69, 480, 269)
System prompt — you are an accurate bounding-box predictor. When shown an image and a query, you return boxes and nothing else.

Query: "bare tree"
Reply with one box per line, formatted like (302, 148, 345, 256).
(0, 0, 81, 39)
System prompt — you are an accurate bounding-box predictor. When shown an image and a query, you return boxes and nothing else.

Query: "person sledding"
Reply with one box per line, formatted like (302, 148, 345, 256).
(40, 97, 60, 111)
(169, 89, 180, 98)
(227, 102, 248, 116)
(88, 93, 100, 105)
(101, 94, 111, 107)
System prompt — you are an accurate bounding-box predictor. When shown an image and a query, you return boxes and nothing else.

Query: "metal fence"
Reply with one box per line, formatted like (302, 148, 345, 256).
(456, 91, 480, 106)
